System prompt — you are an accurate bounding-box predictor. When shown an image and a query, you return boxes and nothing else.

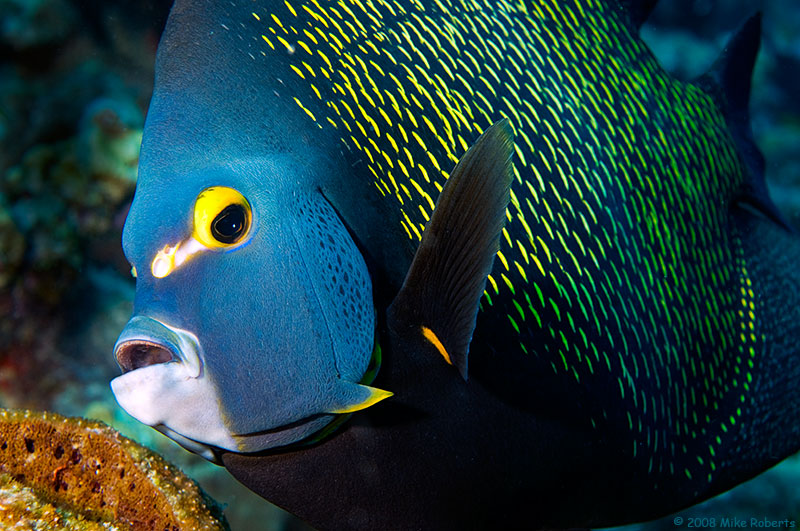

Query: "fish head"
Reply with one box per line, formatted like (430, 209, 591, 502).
(111, 155, 389, 459)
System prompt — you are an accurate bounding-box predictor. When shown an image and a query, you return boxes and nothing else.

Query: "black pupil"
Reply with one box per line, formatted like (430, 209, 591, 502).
(211, 204, 247, 244)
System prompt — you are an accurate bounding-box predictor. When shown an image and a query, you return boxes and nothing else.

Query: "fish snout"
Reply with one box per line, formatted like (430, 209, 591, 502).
(111, 315, 237, 456)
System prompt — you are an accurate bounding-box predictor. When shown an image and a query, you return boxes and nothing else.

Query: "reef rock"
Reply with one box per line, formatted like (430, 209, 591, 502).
(0, 409, 229, 530)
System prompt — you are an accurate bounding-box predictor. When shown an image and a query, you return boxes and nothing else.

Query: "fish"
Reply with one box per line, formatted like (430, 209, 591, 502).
(110, 0, 800, 528)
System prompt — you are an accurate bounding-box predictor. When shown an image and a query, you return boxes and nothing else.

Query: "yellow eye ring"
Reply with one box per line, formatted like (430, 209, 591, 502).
(193, 187, 252, 248)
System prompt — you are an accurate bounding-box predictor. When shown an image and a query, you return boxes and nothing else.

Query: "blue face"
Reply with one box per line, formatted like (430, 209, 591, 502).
(106, 0, 397, 459)
(111, 152, 391, 459)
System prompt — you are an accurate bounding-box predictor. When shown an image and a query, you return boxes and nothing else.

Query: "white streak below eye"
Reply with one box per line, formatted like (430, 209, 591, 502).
(152, 244, 178, 278)
(151, 238, 207, 278)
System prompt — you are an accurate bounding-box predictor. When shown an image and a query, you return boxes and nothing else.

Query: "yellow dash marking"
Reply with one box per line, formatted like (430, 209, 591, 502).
(261, 35, 275, 50)
(386, 91, 402, 118)
(293, 98, 316, 122)
(402, 148, 415, 171)
(252, 12, 261, 21)
(340, 100, 356, 120)
(284, 0, 297, 17)
(422, 115, 437, 136)
(397, 161, 411, 182)
(501, 273, 515, 294)
(302, 28, 318, 44)
(356, 120, 368, 139)
(427, 151, 441, 172)
(531, 254, 546, 277)
(410, 178, 435, 210)
(515, 261, 528, 283)
(363, 146, 375, 164)
(298, 40, 312, 55)
(329, 33, 344, 52)
(497, 250, 510, 271)
(518, 213, 534, 243)
(419, 164, 430, 183)
(366, 113, 381, 137)
(502, 227, 513, 249)
(487, 274, 499, 294)
(412, 131, 427, 151)
(400, 219, 414, 240)
(402, 210, 422, 239)
(303, 62, 317, 78)
(405, 107, 419, 128)
(271, 13, 285, 31)
(397, 123, 410, 144)
(276, 35, 294, 53)
(418, 204, 430, 222)
(381, 150, 394, 169)
(422, 326, 452, 365)
(378, 107, 393, 128)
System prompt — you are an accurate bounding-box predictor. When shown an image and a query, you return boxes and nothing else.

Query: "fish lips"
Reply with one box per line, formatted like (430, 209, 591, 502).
(110, 316, 239, 452)
(113, 315, 202, 377)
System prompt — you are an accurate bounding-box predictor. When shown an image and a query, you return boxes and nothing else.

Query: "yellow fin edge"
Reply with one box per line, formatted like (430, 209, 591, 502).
(329, 385, 394, 414)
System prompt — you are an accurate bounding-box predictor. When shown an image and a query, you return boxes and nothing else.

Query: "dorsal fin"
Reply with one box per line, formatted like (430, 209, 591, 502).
(696, 14, 761, 123)
(619, 0, 659, 29)
(387, 120, 514, 379)
(694, 14, 791, 231)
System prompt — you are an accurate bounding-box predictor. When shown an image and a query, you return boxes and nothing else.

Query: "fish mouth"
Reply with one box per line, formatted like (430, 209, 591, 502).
(113, 315, 203, 378)
(115, 340, 174, 373)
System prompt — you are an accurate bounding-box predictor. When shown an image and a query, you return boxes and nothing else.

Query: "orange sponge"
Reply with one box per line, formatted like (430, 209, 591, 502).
(0, 409, 228, 530)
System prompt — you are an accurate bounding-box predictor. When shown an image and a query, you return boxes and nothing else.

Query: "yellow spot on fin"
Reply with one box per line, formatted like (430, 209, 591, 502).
(421, 326, 452, 365)
(328, 385, 393, 414)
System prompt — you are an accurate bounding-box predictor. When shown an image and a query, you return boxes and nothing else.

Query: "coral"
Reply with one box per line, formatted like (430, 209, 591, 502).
(0, 474, 124, 530)
(0, 409, 229, 530)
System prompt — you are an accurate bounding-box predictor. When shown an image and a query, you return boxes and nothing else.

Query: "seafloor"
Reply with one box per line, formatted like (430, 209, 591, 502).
(0, 0, 797, 529)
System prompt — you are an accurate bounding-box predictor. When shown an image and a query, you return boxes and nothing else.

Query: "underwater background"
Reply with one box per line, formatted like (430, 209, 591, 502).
(0, 0, 797, 529)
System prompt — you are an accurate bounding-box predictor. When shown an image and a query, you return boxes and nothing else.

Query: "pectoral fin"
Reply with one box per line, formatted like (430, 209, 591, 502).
(387, 119, 514, 379)
(327, 382, 393, 414)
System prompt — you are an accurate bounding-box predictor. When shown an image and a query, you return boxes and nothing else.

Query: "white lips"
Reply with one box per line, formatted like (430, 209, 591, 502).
(110, 317, 238, 452)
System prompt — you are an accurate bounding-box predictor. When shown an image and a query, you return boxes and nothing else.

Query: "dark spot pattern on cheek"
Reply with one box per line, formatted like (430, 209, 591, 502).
(296, 197, 374, 375)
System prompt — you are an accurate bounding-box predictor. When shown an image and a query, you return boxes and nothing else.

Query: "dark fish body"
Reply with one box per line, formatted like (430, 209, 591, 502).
(121, 0, 800, 528)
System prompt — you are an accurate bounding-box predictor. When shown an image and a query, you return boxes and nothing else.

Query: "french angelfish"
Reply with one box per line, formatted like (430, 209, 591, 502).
(111, 0, 800, 528)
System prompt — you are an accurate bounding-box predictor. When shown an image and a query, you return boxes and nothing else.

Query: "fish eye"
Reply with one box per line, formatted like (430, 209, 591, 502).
(211, 204, 248, 243)
(193, 187, 252, 248)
